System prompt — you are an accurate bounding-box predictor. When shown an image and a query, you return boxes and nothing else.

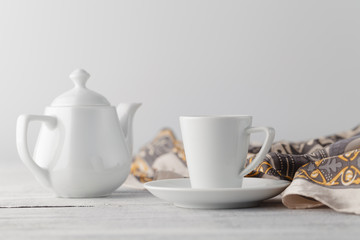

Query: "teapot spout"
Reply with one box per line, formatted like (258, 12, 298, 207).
(117, 103, 141, 155)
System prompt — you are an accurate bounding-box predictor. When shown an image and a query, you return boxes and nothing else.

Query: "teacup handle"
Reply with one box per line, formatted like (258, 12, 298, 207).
(16, 114, 57, 187)
(239, 126, 275, 177)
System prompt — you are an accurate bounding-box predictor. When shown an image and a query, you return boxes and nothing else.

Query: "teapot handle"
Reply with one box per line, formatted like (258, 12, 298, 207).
(16, 114, 57, 188)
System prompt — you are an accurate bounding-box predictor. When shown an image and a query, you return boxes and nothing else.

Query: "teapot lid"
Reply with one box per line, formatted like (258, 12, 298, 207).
(51, 69, 111, 107)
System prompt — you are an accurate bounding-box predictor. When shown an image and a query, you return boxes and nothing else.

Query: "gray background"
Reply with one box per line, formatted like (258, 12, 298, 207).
(1, 0, 360, 162)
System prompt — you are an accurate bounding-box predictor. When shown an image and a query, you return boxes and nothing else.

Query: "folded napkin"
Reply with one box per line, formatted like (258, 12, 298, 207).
(130, 126, 360, 214)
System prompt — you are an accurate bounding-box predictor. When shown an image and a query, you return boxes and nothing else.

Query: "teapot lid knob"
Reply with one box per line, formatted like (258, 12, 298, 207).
(70, 69, 90, 88)
(50, 68, 111, 107)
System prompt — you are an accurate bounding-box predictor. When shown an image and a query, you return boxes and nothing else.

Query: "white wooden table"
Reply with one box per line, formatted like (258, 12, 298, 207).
(1, 161, 359, 240)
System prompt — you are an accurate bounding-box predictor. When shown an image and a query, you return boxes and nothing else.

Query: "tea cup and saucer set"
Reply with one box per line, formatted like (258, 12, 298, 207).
(145, 115, 290, 209)
(16, 69, 289, 209)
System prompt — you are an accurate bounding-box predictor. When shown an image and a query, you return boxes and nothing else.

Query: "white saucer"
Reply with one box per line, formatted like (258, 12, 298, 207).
(144, 178, 290, 209)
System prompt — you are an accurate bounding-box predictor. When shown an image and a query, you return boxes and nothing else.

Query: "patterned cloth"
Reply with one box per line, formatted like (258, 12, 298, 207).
(130, 126, 360, 214)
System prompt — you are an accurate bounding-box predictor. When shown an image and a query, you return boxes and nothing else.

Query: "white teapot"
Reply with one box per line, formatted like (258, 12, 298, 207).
(16, 69, 141, 198)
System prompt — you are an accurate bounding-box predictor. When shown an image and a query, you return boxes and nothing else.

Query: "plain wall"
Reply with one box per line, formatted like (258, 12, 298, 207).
(1, 0, 360, 163)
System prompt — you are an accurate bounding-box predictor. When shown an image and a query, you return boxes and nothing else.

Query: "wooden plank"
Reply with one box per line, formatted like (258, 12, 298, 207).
(1, 202, 360, 240)
(1, 162, 360, 239)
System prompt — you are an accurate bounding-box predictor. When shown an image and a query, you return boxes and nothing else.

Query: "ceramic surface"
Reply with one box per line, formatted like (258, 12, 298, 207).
(180, 116, 275, 189)
(145, 178, 290, 209)
(16, 69, 141, 198)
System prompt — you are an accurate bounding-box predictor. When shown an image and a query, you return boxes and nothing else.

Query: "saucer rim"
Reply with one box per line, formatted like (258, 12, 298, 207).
(144, 177, 290, 192)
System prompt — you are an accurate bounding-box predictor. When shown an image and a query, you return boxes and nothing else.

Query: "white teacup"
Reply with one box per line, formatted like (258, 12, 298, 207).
(180, 115, 275, 189)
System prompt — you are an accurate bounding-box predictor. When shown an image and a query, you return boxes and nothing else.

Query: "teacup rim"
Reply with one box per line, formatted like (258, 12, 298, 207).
(179, 115, 252, 119)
